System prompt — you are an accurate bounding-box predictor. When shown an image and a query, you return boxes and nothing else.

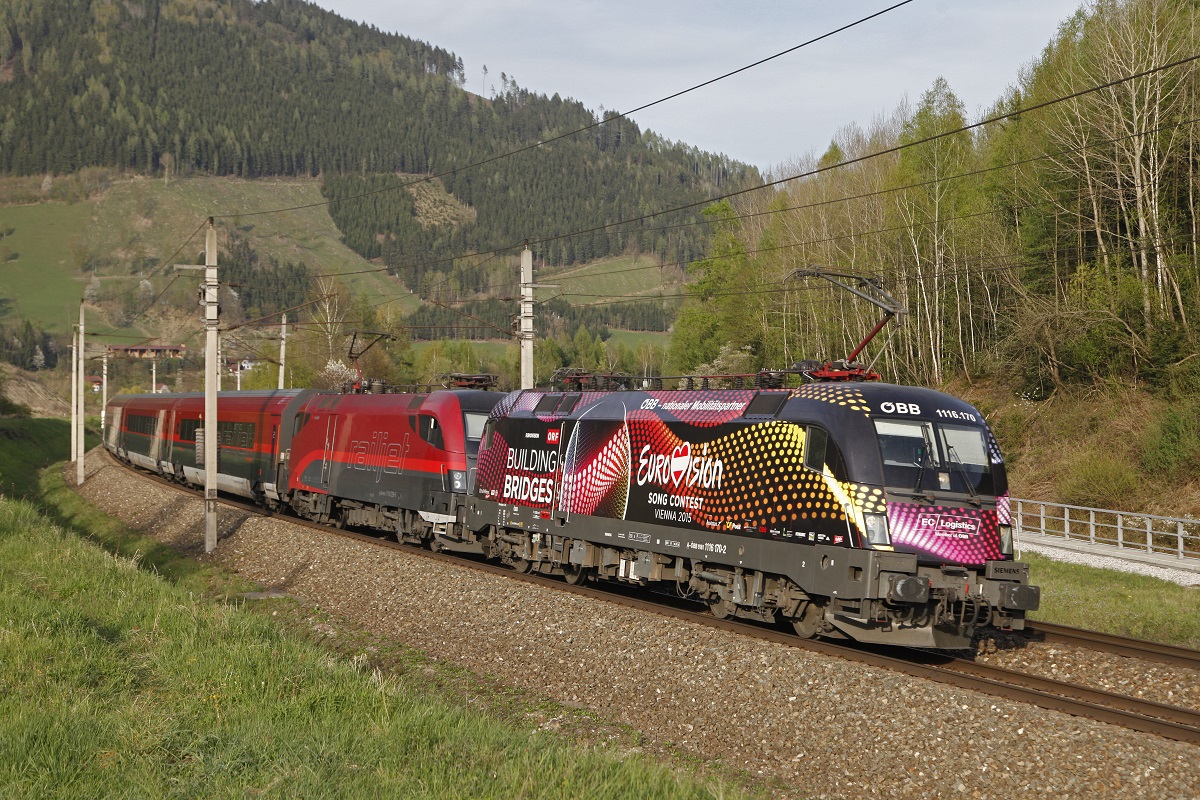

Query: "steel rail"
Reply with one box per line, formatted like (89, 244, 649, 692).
(100, 451, 1200, 746)
(1025, 620, 1200, 671)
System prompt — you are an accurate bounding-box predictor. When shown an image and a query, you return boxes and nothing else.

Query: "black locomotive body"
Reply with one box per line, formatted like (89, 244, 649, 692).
(457, 382, 1039, 648)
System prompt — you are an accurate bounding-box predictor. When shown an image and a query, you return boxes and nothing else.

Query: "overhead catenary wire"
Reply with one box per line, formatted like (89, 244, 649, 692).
(308, 51, 1200, 298)
(111, 50, 1200, 357)
(214, 2, 917, 223)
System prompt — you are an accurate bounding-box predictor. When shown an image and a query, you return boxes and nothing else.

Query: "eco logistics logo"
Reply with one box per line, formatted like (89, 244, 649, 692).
(635, 440, 725, 490)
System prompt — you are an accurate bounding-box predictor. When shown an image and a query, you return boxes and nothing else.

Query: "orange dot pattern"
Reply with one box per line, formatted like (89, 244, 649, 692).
(851, 484, 886, 515)
(790, 383, 872, 415)
(627, 418, 855, 533)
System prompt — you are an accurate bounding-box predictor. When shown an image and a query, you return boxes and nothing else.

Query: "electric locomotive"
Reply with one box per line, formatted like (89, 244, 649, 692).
(451, 379, 1039, 648)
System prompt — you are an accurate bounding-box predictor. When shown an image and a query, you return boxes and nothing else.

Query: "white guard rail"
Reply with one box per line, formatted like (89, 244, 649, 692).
(1013, 498, 1200, 563)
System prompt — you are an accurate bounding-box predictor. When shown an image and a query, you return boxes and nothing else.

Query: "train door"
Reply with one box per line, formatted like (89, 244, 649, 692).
(165, 406, 177, 462)
(149, 409, 167, 466)
(105, 405, 123, 450)
(320, 414, 338, 487)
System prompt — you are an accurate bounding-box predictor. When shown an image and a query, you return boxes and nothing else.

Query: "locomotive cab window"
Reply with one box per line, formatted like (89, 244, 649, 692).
(874, 419, 994, 496)
(803, 426, 848, 481)
(462, 412, 489, 456)
(418, 414, 444, 450)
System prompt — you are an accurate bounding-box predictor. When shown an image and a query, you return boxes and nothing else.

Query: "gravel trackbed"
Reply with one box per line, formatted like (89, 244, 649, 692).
(75, 454, 1200, 800)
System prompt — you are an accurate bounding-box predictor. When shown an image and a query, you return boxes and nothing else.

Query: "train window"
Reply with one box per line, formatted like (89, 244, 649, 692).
(178, 419, 201, 442)
(804, 427, 827, 473)
(293, 412, 310, 436)
(418, 414, 444, 449)
(803, 427, 848, 481)
(218, 421, 255, 449)
(534, 394, 561, 414)
(126, 414, 157, 436)
(744, 392, 788, 417)
(936, 423, 994, 495)
(462, 412, 488, 441)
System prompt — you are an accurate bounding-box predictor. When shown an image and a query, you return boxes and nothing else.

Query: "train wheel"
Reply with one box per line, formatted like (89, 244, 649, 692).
(562, 564, 590, 585)
(708, 596, 735, 620)
(791, 601, 825, 639)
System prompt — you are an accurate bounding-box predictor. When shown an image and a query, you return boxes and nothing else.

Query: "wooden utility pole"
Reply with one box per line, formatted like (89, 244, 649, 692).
(176, 218, 220, 553)
(76, 303, 85, 487)
(278, 313, 287, 390)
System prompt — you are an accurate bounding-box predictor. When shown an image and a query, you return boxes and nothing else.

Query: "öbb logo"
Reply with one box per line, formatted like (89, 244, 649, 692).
(880, 401, 921, 415)
(636, 441, 723, 489)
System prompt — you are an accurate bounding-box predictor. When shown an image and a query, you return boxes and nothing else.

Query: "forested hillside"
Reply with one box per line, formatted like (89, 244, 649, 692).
(0, 0, 754, 284)
(672, 0, 1200, 400)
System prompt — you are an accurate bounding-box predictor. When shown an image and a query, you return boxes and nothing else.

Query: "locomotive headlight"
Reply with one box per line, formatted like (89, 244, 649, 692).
(863, 513, 891, 547)
(1000, 524, 1014, 556)
(449, 470, 467, 493)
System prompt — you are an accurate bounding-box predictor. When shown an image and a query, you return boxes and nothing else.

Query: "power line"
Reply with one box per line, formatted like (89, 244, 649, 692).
(305, 51, 1200, 300)
(213, 2, 915, 223)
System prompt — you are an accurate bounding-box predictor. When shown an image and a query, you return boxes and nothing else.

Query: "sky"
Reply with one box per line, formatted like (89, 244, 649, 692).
(318, 1, 1084, 173)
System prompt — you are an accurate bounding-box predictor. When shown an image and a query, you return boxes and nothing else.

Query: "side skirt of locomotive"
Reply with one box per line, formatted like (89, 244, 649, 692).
(452, 498, 1036, 649)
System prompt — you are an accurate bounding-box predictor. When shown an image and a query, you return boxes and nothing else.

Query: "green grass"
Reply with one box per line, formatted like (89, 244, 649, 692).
(605, 329, 671, 351)
(539, 253, 681, 303)
(12, 469, 749, 800)
(1024, 551, 1200, 648)
(0, 418, 98, 498)
(411, 338, 514, 364)
(0, 203, 94, 332)
(0, 175, 416, 336)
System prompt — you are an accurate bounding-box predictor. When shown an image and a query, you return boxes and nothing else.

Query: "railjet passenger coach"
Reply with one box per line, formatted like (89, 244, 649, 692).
(466, 381, 1039, 648)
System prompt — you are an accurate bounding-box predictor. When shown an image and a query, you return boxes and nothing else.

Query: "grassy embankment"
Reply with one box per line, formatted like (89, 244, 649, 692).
(1, 419, 752, 799)
(3, 415, 1199, 798)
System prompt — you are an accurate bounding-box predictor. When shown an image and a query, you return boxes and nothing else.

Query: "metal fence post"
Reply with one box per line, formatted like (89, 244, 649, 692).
(1064, 507, 1071, 540)
(1145, 517, 1152, 553)
(1089, 509, 1095, 544)
(1117, 513, 1124, 549)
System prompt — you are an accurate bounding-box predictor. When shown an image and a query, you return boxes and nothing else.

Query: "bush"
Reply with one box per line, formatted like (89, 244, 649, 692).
(1140, 405, 1200, 481)
(1055, 449, 1141, 509)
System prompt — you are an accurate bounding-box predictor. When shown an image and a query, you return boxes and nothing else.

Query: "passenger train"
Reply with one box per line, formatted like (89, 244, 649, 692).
(104, 376, 1039, 648)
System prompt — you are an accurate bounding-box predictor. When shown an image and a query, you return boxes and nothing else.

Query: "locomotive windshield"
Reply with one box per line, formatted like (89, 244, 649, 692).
(874, 419, 995, 496)
(463, 411, 489, 456)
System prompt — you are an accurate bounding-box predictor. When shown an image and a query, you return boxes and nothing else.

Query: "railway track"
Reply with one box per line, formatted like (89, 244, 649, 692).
(107, 453, 1200, 746)
(1025, 620, 1200, 670)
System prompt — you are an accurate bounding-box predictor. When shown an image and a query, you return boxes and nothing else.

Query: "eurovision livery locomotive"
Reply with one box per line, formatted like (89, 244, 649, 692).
(104, 379, 1039, 648)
